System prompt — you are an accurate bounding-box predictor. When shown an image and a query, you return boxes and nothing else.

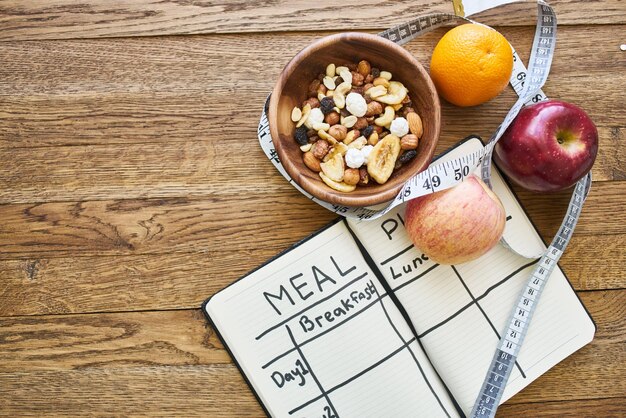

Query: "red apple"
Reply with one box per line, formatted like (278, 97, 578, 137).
(405, 175, 506, 265)
(494, 99, 598, 192)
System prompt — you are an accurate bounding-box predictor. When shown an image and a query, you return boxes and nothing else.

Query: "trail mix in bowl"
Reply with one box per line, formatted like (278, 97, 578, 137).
(291, 60, 424, 192)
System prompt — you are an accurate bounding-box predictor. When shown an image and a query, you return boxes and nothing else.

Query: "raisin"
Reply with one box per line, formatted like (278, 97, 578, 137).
(294, 126, 309, 145)
(371, 67, 381, 78)
(398, 150, 417, 164)
(362, 125, 374, 138)
(320, 97, 335, 115)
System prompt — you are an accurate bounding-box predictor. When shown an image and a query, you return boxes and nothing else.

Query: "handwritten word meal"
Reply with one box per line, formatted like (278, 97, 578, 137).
(291, 60, 424, 192)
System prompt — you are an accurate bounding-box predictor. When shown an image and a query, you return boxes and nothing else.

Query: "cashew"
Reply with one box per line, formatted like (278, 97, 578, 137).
(377, 81, 408, 105)
(333, 81, 352, 109)
(373, 77, 390, 88)
(366, 85, 387, 99)
(375, 106, 395, 127)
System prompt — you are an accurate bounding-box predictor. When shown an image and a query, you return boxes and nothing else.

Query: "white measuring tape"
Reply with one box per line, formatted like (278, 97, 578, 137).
(257, 2, 592, 416)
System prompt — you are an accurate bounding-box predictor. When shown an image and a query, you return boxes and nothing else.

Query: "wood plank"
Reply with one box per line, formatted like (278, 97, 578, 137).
(0, 26, 624, 205)
(0, 364, 264, 417)
(1, 26, 623, 147)
(0, 310, 230, 371)
(0, 181, 621, 258)
(0, 233, 622, 317)
(498, 397, 626, 417)
(0, 1, 623, 41)
(0, 291, 622, 414)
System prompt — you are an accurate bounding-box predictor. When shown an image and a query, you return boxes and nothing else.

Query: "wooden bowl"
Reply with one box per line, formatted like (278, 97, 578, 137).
(268, 32, 440, 207)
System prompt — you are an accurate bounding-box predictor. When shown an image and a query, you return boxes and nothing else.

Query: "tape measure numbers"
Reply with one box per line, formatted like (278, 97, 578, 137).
(257, 2, 592, 417)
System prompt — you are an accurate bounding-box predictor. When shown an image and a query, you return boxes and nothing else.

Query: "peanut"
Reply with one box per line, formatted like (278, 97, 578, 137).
(291, 107, 302, 122)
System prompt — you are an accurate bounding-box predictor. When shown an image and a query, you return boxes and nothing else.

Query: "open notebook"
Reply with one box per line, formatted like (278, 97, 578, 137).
(203, 137, 595, 417)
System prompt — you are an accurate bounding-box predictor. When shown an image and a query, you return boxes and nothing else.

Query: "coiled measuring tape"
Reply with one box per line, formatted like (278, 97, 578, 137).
(257, 2, 592, 416)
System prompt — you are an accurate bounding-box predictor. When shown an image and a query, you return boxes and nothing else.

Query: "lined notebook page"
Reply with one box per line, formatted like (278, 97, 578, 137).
(347, 138, 595, 415)
(205, 221, 459, 418)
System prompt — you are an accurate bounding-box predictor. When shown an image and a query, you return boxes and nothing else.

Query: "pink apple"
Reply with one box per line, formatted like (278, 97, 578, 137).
(494, 99, 598, 192)
(405, 175, 506, 265)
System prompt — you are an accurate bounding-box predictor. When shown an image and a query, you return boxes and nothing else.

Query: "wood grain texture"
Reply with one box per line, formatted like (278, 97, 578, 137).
(0, 291, 623, 414)
(0, 234, 623, 317)
(0, 1, 624, 41)
(0, 181, 621, 256)
(497, 397, 626, 417)
(0, 26, 624, 206)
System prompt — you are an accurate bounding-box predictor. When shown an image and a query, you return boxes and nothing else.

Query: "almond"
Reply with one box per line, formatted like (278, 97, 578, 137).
(303, 151, 321, 172)
(407, 112, 424, 138)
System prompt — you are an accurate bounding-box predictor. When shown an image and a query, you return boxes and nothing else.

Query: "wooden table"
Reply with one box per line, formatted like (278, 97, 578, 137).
(0, 1, 624, 416)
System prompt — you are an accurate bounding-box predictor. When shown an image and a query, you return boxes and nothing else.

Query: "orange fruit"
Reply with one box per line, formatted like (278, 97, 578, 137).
(430, 23, 513, 107)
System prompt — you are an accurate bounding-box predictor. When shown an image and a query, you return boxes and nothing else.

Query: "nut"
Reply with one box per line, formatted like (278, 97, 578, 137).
(358, 167, 369, 186)
(333, 81, 352, 109)
(343, 168, 360, 185)
(328, 124, 347, 141)
(348, 136, 368, 150)
(351, 71, 365, 86)
(380, 71, 392, 80)
(368, 131, 379, 146)
(357, 60, 371, 77)
(365, 101, 383, 117)
(326, 63, 336, 77)
(402, 107, 416, 116)
(375, 106, 395, 126)
(303, 151, 321, 172)
(296, 103, 311, 128)
(323, 76, 336, 90)
(318, 129, 337, 144)
(338, 69, 352, 86)
(308, 79, 321, 97)
(363, 83, 374, 93)
(319, 172, 356, 193)
(366, 85, 387, 99)
(317, 84, 328, 96)
(407, 112, 424, 138)
(344, 129, 360, 145)
(364, 74, 374, 84)
(351, 86, 365, 95)
(325, 111, 340, 125)
(300, 143, 312, 152)
(302, 97, 320, 109)
(373, 77, 390, 88)
(341, 115, 357, 128)
(377, 81, 408, 105)
(312, 122, 330, 131)
(312, 139, 331, 159)
(291, 107, 302, 122)
(401, 134, 419, 150)
(354, 117, 369, 130)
